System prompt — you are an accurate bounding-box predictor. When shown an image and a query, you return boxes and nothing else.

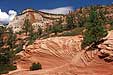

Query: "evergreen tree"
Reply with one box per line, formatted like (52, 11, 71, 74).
(23, 19, 33, 35)
(81, 8, 108, 50)
(66, 13, 75, 29)
(51, 19, 63, 35)
(37, 25, 42, 36)
(77, 14, 87, 27)
(0, 27, 17, 74)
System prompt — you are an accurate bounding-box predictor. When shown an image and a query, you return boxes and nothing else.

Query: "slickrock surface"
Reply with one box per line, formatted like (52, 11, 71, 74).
(8, 34, 113, 75)
(16, 35, 82, 70)
(98, 30, 113, 62)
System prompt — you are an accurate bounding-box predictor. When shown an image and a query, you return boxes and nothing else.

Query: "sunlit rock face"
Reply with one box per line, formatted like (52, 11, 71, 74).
(16, 35, 82, 70)
(98, 30, 113, 62)
(8, 35, 113, 75)
(7, 9, 65, 33)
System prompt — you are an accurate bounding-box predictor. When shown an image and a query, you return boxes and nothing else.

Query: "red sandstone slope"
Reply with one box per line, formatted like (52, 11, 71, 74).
(7, 33, 113, 75)
(16, 35, 82, 70)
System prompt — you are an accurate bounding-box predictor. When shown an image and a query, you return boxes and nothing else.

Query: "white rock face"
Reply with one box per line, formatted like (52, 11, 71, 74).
(7, 14, 26, 33)
(7, 9, 64, 33)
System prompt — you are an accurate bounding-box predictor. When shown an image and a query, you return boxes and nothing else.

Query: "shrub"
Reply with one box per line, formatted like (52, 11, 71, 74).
(30, 63, 42, 71)
(37, 25, 42, 36)
(0, 64, 17, 74)
(50, 24, 63, 35)
(61, 27, 84, 36)
(15, 44, 23, 53)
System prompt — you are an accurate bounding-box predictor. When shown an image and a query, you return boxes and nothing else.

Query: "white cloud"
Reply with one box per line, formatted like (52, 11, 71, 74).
(39, 6, 74, 14)
(8, 10, 17, 21)
(0, 9, 17, 24)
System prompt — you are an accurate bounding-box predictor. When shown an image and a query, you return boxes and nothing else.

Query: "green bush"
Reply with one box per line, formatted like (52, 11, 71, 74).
(15, 44, 23, 53)
(0, 64, 17, 74)
(62, 31, 76, 36)
(51, 25, 63, 35)
(61, 27, 84, 36)
(30, 63, 42, 71)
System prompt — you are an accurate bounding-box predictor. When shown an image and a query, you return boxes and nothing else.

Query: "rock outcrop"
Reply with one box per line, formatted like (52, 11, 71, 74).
(7, 9, 65, 33)
(16, 35, 82, 70)
(7, 34, 113, 75)
(98, 30, 113, 62)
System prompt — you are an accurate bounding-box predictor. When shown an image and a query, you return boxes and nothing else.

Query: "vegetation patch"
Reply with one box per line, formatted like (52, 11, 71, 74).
(0, 64, 17, 74)
(81, 7, 108, 50)
(61, 27, 84, 36)
(30, 63, 42, 71)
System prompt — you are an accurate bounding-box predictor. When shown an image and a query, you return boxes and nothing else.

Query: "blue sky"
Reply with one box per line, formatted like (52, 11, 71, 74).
(0, 0, 113, 24)
(0, 0, 113, 12)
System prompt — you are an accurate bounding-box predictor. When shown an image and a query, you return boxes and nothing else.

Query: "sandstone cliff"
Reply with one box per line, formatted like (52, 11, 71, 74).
(7, 9, 65, 33)
(7, 31, 113, 75)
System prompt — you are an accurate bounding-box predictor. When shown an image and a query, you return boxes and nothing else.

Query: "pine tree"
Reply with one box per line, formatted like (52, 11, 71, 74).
(81, 7, 108, 50)
(23, 19, 33, 35)
(66, 13, 75, 30)
(0, 27, 17, 74)
(37, 25, 42, 36)
(51, 19, 63, 35)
